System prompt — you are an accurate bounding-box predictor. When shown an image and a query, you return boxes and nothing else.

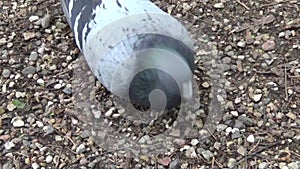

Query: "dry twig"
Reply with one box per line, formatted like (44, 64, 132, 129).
(235, 0, 250, 10)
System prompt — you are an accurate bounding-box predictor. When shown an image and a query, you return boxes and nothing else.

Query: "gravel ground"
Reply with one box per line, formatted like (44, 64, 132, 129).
(1, 0, 300, 169)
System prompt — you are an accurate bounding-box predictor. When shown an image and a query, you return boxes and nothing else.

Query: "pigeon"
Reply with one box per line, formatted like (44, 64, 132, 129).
(60, 0, 195, 110)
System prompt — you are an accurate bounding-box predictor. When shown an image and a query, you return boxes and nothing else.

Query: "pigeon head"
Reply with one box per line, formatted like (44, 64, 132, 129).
(129, 68, 182, 110)
(128, 50, 193, 110)
(110, 33, 194, 110)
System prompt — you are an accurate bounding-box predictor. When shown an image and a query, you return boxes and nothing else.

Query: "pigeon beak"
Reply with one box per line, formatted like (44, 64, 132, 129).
(182, 80, 193, 102)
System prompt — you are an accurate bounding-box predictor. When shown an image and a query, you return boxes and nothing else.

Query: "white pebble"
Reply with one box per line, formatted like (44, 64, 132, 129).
(253, 94, 262, 102)
(55, 135, 63, 142)
(15, 91, 25, 98)
(278, 32, 285, 38)
(225, 127, 233, 133)
(7, 102, 16, 111)
(4, 141, 15, 150)
(237, 41, 246, 48)
(213, 3, 224, 9)
(32, 162, 40, 169)
(49, 65, 57, 70)
(12, 118, 25, 127)
(29, 15, 39, 22)
(66, 55, 73, 61)
(258, 162, 269, 169)
(8, 82, 15, 88)
(37, 79, 45, 85)
(53, 83, 62, 89)
(186, 147, 197, 158)
(230, 111, 239, 117)
(247, 134, 255, 143)
(190, 139, 199, 146)
(288, 162, 299, 169)
(234, 97, 241, 104)
(45, 155, 53, 163)
(7, 42, 13, 48)
(288, 89, 293, 95)
(76, 144, 86, 154)
(105, 107, 115, 117)
(36, 121, 44, 128)
(227, 158, 237, 168)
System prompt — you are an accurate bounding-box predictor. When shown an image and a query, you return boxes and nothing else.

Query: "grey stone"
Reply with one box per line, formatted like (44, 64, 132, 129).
(3, 161, 13, 169)
(169, 159, 179, 169)
(231, 130, 242, 139)
(22, 66, 36, 75)
(43, 125, 55, 135)
(2, 69, 11, 78)
(234, 120, 246, 129)
(81, 130, 91, 138)
(238, 116, 255, 126)
(62, 87, 72, 95)
(29, 51, 38, 61)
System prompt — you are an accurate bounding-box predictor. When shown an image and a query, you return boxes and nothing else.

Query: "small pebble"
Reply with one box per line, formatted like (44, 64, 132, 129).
(76, 144, 86, 154)
(234, 120, 246, 129)
(105, 107, 115, 117)
(32, 162, 39, 169)
(2, 69, 11, 78)
(253, 94, 262, 102)
(29, 51, 38, 61)
(201, 82, 210, 88)
(201, 150, 213, 161)
(190, 139, 199, 146)
(7, 42, 13, 48)
(234, 97, 241, 104)
(230, 111, 239, 117)
(225, 127, 232, 133)
(237, 41, 246, 48)
(286, 112, 297, 120)
(227, 158, 237, 168)
(43, 125, 55, 135)
(3, 161, 13, 169)
(288, 162, 299, 169)
(247, 134, 255, 143)
(237, 146, 246, 156)
(22, 66, 36, 75)
(213, 3, 224, 8)
(54, 83, 62, 89)
(278, 32, 285, 38)
(37, 79, 45, 86)
(23, 32, 36, 41)
(237, 55, 245, 60)
(169, 159, 179, 169)
(55, 135, 63, 142)
(80, 130, 91, 138)
(41, 14, 51, 28)
(262, 40, 275, 51)
(186, 147, 197, 158)
(15, 92, 25, 98)
(4, 141, 15, 150)
(45, 155, 53, 163)
(258, 162, 269, 169)
(29, 15, 39, 22)
(7, 102, 16, 111)
(213, 142, 221, 150)
(62, 87, 72, 95)
(12, 118, 25, 127)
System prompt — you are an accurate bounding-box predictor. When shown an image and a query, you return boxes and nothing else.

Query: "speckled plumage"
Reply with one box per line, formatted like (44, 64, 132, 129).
(61, 0, 195, 109)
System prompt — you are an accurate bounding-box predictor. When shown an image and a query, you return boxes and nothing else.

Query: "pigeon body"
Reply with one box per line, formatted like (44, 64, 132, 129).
(61, 0, 195, 109)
